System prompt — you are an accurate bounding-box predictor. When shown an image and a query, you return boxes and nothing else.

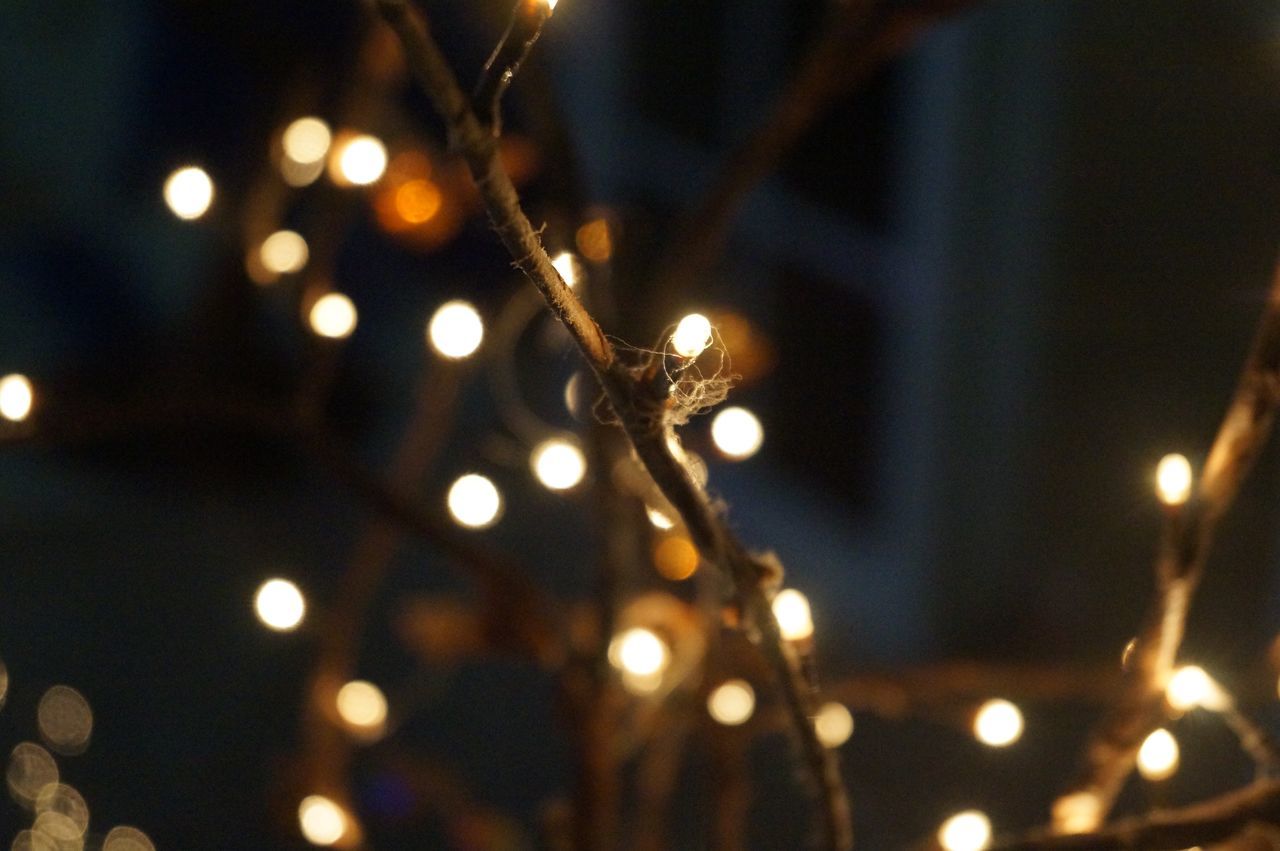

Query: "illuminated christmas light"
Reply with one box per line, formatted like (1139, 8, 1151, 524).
(544, 0, 558, 10)
(446, 473, 502, 529)
(37, 686, 93, 755)
(972, 698, 1023, 747)
(1136, 728, 1179, 781)
(609, 627, 669, 678)
(772, 589, 813, 641)
(1155, 453, 1193, 506)
(6, 742, 59, 807)
(551, 251, 581, 288)
(646, 506, 675, 530)
(575, 218, 612, 262)
(653, 535, 698, 581)
(298, 795, 349, 846)
(707, 680, 755, 726)
(1167, 664, 1228, 712)
(308, 293, 358, 339)
(938, 810, 992, 851)
(531, 438, 587, 491)
(254, 578, 306, 632)
(394, 179, 442, 224)
(671, 313, 713, 358)
(103, 826, 156, 851)
(0, 373, 34, 422)
(814, 701, 854, 748)
(710, 406, 764, 460)
(336, 680, 388, 737)
(282, 117, 332, 165)
(163, 166, 214, 220)
(1051, 791, 1102, 835)
(335, 135, 387, 186)
(427, 300, 484, 360)
(259, 230, 309, 275)
(34, 783, 89, 839)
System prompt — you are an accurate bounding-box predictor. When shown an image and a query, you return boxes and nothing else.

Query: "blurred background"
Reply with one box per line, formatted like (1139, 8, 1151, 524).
(2, 0, 1280, 848)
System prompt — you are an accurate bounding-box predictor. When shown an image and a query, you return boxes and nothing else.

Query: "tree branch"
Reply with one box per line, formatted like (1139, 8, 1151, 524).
(473, 0, 553, 132)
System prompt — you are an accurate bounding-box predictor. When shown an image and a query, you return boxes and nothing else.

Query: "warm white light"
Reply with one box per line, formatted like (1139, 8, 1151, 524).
(163, 166, 214, 220)
(551, 252, 580, 288)
(1156, 453, 1193, 506)
(814, 701, 854, 748)
(772, 589, 814, 641)
(531, 438, 587, 491)
(973, 698, 1023, 747)
(254, 578, 306, 631)
(336, 680, 388, 735)
(646, 506, 675, 530)
(298, 795, 348, 846)
(427, 300, 484, 360)
(1137, 728, 1180, 781)
(337, 135, 387, 185)
(1051, 791, 1102, 835)
(1167, 665, 1228, 712)
(103, 826, 156, 851)
(544, 0, 558, 10)
(309, 293, 358, 339)
(260, 230, 309, 275)
(938, 810, 992, 851)
(0, 374, 34, 422)
(707, 680, 755, 726)
(710, 406, 764, 460)
(609, 627, 669, 677)
(447, 473, 502, 529)
(671, 313, 713, 358)
(282, 117, 333, 165)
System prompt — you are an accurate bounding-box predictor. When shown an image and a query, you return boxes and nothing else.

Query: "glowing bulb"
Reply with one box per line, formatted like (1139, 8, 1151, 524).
(544, 0, 558, 10)
(973, 698, 1023, 747)
(336, 135, 387, 185)
(707, 680, 755, 726)
(1167, 665, 1227, 712)
(814, 701, 854, 748)
(1156, 453, 1193, 506)
(427, 300, 484, 359)
(336, 680, 388, 736)
(163, 166, 214, 220)
(282, 117, 332, 165)
(938, 811, 992, 851)
(254, 578, 306, 631)
(609, 628, 669, 677)
(259, 230, 309, 275)
(710, 406, 764, 460)
(103, 826, 156, 851)
(646, 506, 675, 530)
(772, 589, 813, 641)
(1052, 791, 1102, 835)
(653, 535, 698, 580)
(1136, 728, 1179, 781)
(0, 374, 34, 422)
(447, 473, 502, 529)
(298, 795, 349, 846)
(551, 252, 581, 288)
(308, 293, 357, 339)
(671, 313, 713, 358)
(531, 438, 587, 491)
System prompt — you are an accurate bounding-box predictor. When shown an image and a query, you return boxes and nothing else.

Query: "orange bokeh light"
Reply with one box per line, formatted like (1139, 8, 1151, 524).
(654, 535, 699, 581)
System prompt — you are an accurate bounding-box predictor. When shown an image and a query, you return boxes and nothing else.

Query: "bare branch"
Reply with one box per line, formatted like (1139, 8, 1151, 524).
(473, 0, 553, 131)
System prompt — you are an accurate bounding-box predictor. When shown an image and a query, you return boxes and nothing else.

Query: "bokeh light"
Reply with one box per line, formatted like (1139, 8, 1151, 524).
(259, 230, 309, 275)
(1137, 727, 1179, 781)
(707, 680, 755, 726)
(551, 251, 582, 288)
(938, 810, 992, 851)
(395, 179, 443, 224)
(653, 535, 698, 581)
(37, 686, 93, 755)
(333, 134, 387, 186)
(308, 293, 358, 339)
(814, 701, 854, 748)
(646, 506, 675, 530)
(609, 628, 669, 678)
(336, 680, 388, 739)
(0, 658, 7, 709)
(575, 218, 613, 262)
(163, 166, 214, 220)
(0, 374, 34, 422)
(710, 406, 764, 460)
(531, 438, 587, 491)
(298, 795, 350, 846)
(771, 589, 814, 641)
(972, 698, 1023, 747)
(282, 117, 332, 165)
(1167, 664, 1227, 712)
(427, 300, 484, 360)
(103, 826, 157, 851)
(671, 313, 713, 359)
(447, 474, 503, 529)
(35, 783, 89, 841)
(1051, 791, 1102, 835)
(1155, 453, 1193, 506)
(6, 742, 58, 808)
(254, 578, 306, 631)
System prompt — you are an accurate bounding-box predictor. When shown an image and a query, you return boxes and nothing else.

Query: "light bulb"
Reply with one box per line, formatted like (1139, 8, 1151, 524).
(298, 795, 349, 846)
(336, 680, 388, 737)
(973, 699, 1023, 747)
(531, 438, 586, 491)
(427, 300, 484, 360)
(707, 680, 755, 726)
(1136, 728, 1179, 781)
(609, 627, 669, 677)
(710, 406, 764, 460)
(1051, 791, 1102, 835)
(1167, 665, 1227, 712)
(0, 373, 34, 422)
(259, 230, 309, 275)
(336, 135, 387, 186)
(814, 702, 854, 748)
(255, 578, 306, 631)
(282, 117, 332, 165)
(308, 293, 357, 339)
(447, 473, 502, 529)
(1155, 453, 1193, 506)
(938, 811, 992, 851)
(163, 166, 214, 220)
(671, 313, 713, 358)
(646, 506, 675, 530)
(551, 252, 581, 288)
(772, 589, 813, 641)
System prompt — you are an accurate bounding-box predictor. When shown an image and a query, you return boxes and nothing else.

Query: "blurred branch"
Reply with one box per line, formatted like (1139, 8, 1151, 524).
(473, 0, 552, 131)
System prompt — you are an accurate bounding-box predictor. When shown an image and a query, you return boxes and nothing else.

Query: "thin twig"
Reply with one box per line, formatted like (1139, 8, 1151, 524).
(473, 0, 552, 132)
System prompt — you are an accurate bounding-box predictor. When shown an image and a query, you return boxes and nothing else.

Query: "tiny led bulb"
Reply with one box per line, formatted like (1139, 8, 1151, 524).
(608, 627, 669, 677)
(531, 438, 587, 491)
(282, 117, 332, 165)
(1167, 665, 1226, 711)
(0, 373, 34, 422)
(814, 701, 854, 748)
(938, 810, 992, 851)
(1155, 453, 1193, 506)
(308, 293, 357, 339)
(671, 313, 713, 358)
(1136, 728, 1179, 781)
(447, 473, 502, 529)
(337, 135, 387, 186)
(710, 406, 764, 460)
(336, 680, 388, 734)
(1052, 791, 1102, 836)
(255, 578, 306, 631)
(163, 166, 214, 220)
(972, 698, 1024, 747)
(772, 589, 813, 641)
(551, 252, 581, 288)
(707, 680, 755, 726)
(298, 795, 349, 846)
(260, 230, 309, 275)
(427, 300, 484, 360)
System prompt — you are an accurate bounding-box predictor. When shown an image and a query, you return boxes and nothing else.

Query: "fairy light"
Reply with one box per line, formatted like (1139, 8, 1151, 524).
(254, 578, 306, 631)
(646, 506, 675, 530)
(1155, 453, 1193, 506)
(163, 166, 214, 220)
(1051, 791, 1102, 835)
(609, 628, 669, 678)
(1136, 728, 1180, 781)
(446, 473, 502, 529)
(772, 589, 814, 641)
(6, 742, 59, 807)
(35, 783, 89, 840)
(427, 300, 484, 360)
(551, 252, 581, 288)
(814, 701, 854, 748)
(282, 117, 332, 165)
(335, 134, 387, 186)
(707, 680, 755, 726)
(671, 313, 713, 358)
(938, 810, 992, 851)
(972, 698, 1023, 747)
(531, 438, 587, 491)
(0, 373, 34, 422)
(1167, 664, 1228, 712)
(37, 686, 93, 755)
(653, 535, 698, 581)
(336, 680, 388, 738)
(308, 293, 358, 339)
(710, 406, 764, 460)
(543, 0, 558, 10)
(298, 795, 349, 846)
(259, 230, 309, 275)
(103, 826, 156, 851)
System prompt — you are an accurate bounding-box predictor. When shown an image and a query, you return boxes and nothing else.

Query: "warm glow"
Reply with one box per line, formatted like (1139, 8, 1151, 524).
(1156, 453, 1193, 506)
(551, 252, 581, 288)
(259, 230, 309, 275)
(336, 135, 388, 186)
(653, 535, 699, 581)
(531, 438, 587, 491)
(609, 627, 669, 677)
(938, 811, 992, 851)
(163, 166, 214, 220)
(973, 698, 1023, 747)
(575, 218, 612, 262)
(282, 157, 326, 187)
(1167, 664, 1228, 712)
(671, 313, 713, 358)
(427, 300, 484, 360)
(37, 686, 93, 755)
(282, 117, 332, 165)
(254, 578, 306, 631)
(6, 742, 59, 807)
(814, 701, 854, 748)
(544, 0, 558, 10)
(34, 783, 89, 839)
(298, 795, 349, 846)
(308, 293, 358, 339)
(395, 179, 443, 224)
(1137, 728, 1180, 781)
(772, 589, 814, 641)
(0, 374, 34, 422)
(336, 680, 388, 736)
(1052, 791, 1102, 835)
(710, 406, 764, 460)
(446, 473, 502, 529)
(646, 506, 675, 530)
(707, 680, 755, 726)
(103, 826, 156, 851)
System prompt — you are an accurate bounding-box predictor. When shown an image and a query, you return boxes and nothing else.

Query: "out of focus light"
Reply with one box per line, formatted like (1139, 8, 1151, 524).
(531, 438, 587, 491)
(1051, 791, 1102, 835)
(298, 795, 350, 846)
(710, 406, 763, 460)
(609, 628, 669, 678)
(543, 0, 558, 11)
(336, 680, 388, 738)
(35, 783, 89, 840)
(6, 742, 58, 808)
(0, 659, 7, 709)
(575, 218, 612, 262)
(103, 826, 157, 851)
(814, 701, 854, 748)
(972, 698, 1023, 747)
(282, 117, 332, 165)
(282, 157, 326, 187)
(447, 474, 502, 529)
(707, 680, 755, 726)
(1167, 665, 1228, 712)
(1137, 728, 1180, 781)
(646, 506, 675, 530)
(259, 230, 309, 275)
(653, 535, 698, 581)
(1156, 453, 1193, 506)
(308, 293, 358, 339)
(938, 810, 992, 851)
(671, 313, 713, 359)
(395, 179, 442, 223)
(334, 135, 387, 186)
(551, 252, 581, 288)
(37, 686, 93, 755)
(427, 300, 484, 360)
(772, 589, 813, 641)
(254, 578, 306, 631)
(163, 166, 214, 220)
(0, 374, 33, 422)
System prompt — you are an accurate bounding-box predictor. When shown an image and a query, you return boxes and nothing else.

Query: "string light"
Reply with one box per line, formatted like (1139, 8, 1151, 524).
(710, 406, 764, 460)
(427, 300, 484, 360)
(543, 0, 559, 11)
(446, 473, 503, 529)
(646, 506, 675, 530)
(814, 701, 854, 748)
(163, 166, 214, 220)
(282, 117, 332, 166)
(937, 810, 992, 851)
(653, 535, 698, 580)
(1167, 664, 1228, 712)
(1051, 791, 1102, 835)
(551, 251, 581, 288)
(531, 438, 587, 491)
(1136, 728, 1179, 781)
(259, 230, 309, 275)
(334, 134, 387, 186)
(335, 680, 388, 738)
(103, 826, 156, 851)
(35, 783, 90, 841)
(308, 293, 358, 339)
(972, 698, 1023, 747)
(707, 680, 755, 726)
(609, 628, 669, 678)
(575, 218, 612, 262)
(298, 795, 350, 846)
(671, 313, 713, 359)
(1155, 453, 1193, 506)
(37, 686, 93, 755)
(0, 373, 34, 422)
(6, 742, 59, 807)
(254, 578, 306, 631)
(771, 589, 814, 641)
